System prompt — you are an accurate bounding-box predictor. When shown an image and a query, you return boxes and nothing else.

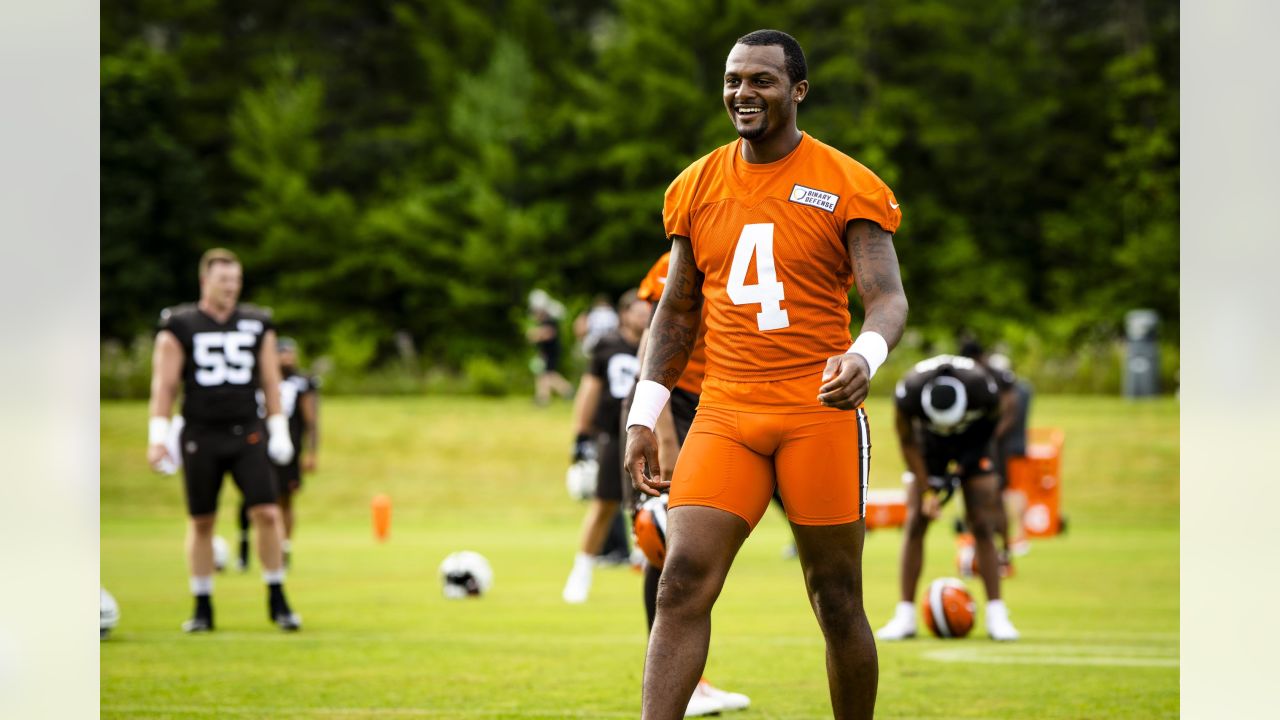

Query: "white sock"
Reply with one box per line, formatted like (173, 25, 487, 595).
(263, 568, 286, 585)
(572, 552, 594, 573)
(896, 601, 916, 619)
(190, 575, 214, 595)
(987, 599, 1007, 614)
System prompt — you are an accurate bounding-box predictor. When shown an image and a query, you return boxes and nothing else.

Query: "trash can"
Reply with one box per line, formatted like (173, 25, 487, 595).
(1123, 309, 1160, 398)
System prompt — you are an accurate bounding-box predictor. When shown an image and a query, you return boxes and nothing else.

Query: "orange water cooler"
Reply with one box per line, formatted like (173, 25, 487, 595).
(1006, 428, 1066, 538)
(864, 488, 908, 530)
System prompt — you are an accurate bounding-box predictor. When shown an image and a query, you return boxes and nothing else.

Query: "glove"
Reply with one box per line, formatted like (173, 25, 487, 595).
(572, 433, 597, 463)
(926, 474, 961, 506)
(267, 414, 295, 466)
(156, 415, 185, 475)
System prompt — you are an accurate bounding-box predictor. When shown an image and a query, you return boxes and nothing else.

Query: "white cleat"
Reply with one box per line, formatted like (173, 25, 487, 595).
(684, 680, 726, 717)
(876, 602, 918, 641)
(561, 566, 592, 604)
(697, 678, 750, 711)
(986, 601, 1020, 641)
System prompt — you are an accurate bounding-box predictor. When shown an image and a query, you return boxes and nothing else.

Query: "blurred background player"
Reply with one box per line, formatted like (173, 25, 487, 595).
(877, 354, 1020, 641)
(562, 290, 651, 603)
(237, 336, 320, 571)
(633, 253, 750, 716)
(573, 293, 620, 358)
(527, 289, 574, 406)
(146, 248, 302, 632)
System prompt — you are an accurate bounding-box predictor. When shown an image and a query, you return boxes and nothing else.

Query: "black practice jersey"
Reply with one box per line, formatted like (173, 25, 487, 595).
(895, 355, 1006, 450)
(587, 331, 640, 437)
(157, 303, 275, 424)
(258, 369, 319, 446)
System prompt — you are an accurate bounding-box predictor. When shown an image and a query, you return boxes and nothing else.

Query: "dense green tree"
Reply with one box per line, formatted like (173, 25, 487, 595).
(101, 0, 1179, 380)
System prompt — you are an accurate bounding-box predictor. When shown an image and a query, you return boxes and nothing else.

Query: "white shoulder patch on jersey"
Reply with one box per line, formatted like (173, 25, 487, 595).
(237, 319, 264, 334)
(788, 184, 839, 213)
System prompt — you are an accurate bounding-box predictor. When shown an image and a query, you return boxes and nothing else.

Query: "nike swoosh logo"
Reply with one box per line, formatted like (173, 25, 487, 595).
(890, 201, 900, 209)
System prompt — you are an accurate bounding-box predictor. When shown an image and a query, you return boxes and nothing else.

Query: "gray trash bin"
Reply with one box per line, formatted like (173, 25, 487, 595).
(1123, 309, 1159, 398)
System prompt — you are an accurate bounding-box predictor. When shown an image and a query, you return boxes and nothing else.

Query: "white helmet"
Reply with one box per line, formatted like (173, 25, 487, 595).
(439, 551, 494, 599)
(100, 588, 120, 639)
(922, 375, 968, 429)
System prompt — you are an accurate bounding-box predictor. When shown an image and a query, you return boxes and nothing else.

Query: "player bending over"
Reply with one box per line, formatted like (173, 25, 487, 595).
(876, 354, 1021, 641)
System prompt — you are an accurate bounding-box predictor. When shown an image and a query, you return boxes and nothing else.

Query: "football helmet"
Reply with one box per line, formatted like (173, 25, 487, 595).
(439, 551, 494, 599)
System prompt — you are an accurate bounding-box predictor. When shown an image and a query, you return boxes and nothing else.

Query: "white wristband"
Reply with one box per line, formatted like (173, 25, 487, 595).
(149, 416, 170, 446)
(267, 414, 289, 437)
(626, 380, 672, 431)
(848, 331, 889, 379)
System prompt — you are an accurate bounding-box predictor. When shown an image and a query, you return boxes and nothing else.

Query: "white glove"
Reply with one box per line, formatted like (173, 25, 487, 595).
(156, 416, 185, 475)
(266, 414, 295, 466)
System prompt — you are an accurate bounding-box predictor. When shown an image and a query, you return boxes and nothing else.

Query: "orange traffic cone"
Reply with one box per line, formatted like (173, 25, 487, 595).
(371, 494, 391, 541)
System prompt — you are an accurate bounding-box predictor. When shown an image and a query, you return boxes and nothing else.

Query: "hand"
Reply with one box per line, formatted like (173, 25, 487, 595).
(572, 433, 596, 463)
(922, 491, 943, 520)
(266, 415, 295, 465)
(147, 443, 173, 473)
(302, 451, 317, 473)
(818, 352, 872, 410)
(625, 425, 668, 497)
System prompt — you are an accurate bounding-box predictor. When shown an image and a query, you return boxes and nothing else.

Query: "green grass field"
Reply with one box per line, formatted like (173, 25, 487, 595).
(101, 395, 1178, 719)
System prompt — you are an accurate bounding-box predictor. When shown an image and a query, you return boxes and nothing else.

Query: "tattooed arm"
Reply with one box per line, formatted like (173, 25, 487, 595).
(817, 219, 910, 409)
(847, 219, 909, 348)
(625, 236, 702, 496)
(639, 236, 703, 388)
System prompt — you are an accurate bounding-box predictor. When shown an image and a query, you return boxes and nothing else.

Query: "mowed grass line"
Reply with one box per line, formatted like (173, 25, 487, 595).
(102, 396, 1178, 718)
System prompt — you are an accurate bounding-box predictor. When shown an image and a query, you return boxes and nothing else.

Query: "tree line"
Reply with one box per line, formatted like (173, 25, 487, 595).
(102, 0, 1178, 380)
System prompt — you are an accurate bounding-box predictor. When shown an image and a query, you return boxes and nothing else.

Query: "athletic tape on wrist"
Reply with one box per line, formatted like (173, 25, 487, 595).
(848, 331, 889, 379)
(149, 416, 170, 446)
(626, 380, 671, 431)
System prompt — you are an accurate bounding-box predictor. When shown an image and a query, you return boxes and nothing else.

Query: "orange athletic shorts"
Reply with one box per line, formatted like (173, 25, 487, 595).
(669, 404, 871, 529)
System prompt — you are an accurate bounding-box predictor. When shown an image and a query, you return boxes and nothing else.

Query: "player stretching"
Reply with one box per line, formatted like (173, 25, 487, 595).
(147, 248, 302, 632)
(876, 355, 1021, 641)
(562, 290, 652, 603)
(237, 337, 319, 571)
(625, 30, 908, 720)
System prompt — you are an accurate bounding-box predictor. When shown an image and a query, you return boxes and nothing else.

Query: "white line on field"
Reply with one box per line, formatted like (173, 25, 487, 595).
(101, 706, 636, 718)
(109, 629, 1177, 649)
(924, 644, 1179, 668)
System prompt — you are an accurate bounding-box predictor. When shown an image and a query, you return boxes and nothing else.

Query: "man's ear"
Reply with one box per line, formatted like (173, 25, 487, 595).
(793, 79, 809, 104)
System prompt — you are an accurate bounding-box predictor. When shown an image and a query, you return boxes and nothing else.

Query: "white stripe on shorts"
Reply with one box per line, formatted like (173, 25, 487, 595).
(856, 407, 870, 518)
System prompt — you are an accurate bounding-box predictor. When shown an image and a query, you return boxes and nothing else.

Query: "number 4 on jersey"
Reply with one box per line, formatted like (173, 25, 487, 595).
(727, 223, 790, 331)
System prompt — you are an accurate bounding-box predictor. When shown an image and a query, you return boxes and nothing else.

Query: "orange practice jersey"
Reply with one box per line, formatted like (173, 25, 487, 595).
(638, 252, 707, 395)
(663, 132, 901, 408)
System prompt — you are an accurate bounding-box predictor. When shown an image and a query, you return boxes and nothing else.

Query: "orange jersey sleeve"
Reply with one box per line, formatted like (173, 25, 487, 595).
(661, 133, 901, 389)
(637, 252, 671, 302)
(638, 251, 707, 395)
